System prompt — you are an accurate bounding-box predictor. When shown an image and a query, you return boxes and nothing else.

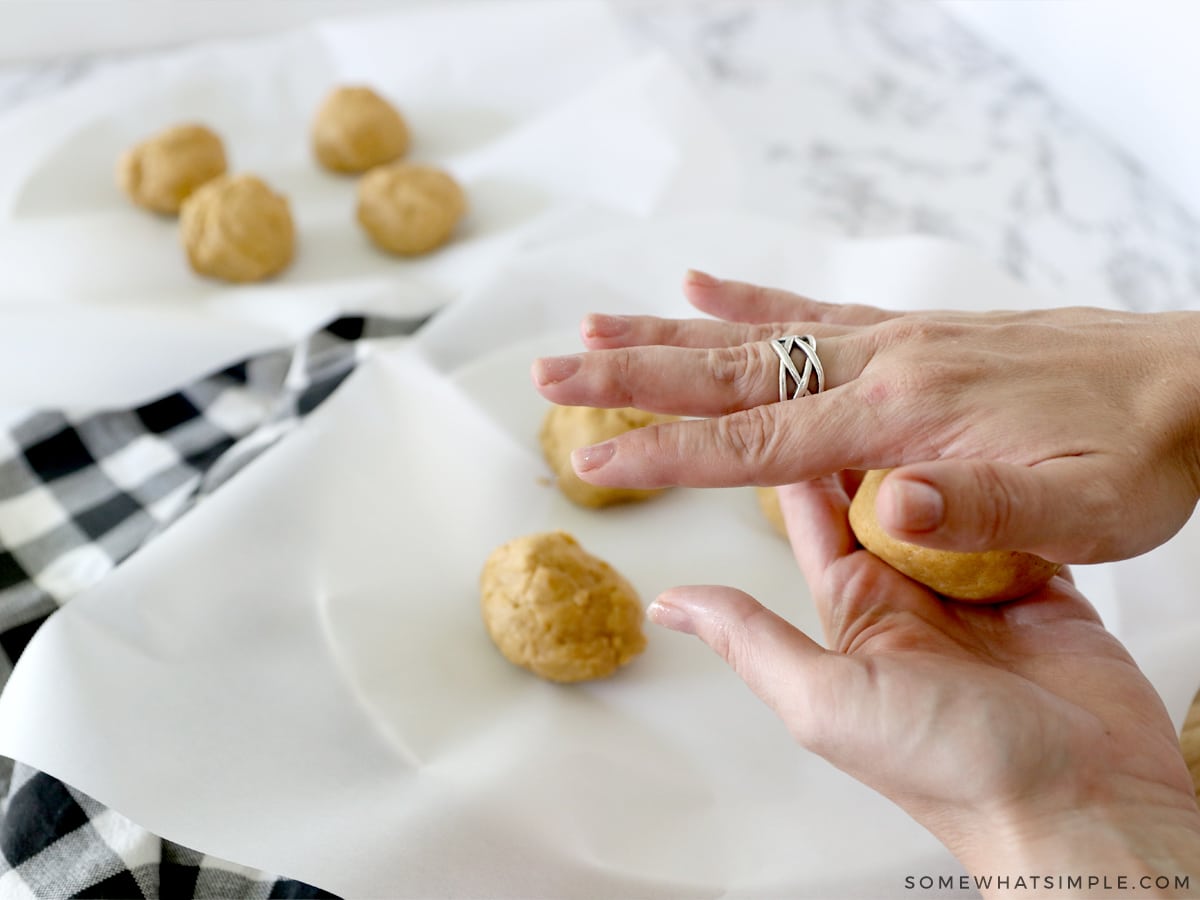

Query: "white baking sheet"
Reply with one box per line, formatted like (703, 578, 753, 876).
(5, 214, 1198, 897)
(0, 1, 738, 409)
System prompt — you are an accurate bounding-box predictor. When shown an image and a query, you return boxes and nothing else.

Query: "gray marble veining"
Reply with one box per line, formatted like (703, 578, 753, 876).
(2, 0, 1197, 312)
(614, 0, 1200, 312)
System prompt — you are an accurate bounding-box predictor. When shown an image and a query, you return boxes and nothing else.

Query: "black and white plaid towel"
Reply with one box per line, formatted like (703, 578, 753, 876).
(0, 314, 426, 898)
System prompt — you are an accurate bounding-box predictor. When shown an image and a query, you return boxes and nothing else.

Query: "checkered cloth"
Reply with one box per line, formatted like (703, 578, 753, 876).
(0, 314, 426, 898)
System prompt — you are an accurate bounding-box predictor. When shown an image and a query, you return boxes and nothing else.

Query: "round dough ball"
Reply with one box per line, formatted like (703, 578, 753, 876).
(179, 174, 295, 283)
(848, 469, 1060, 602)
(480, 531, 647, 683)
(312, 86, 410, 174)
(756, 486, 787, 538)
(356, 163, 465, 256)
(117, 123, 227, 214)
(539, 406, 678, 508)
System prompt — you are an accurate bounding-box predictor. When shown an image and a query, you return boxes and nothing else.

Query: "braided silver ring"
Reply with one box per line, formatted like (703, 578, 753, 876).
(770, 334, 825, 401)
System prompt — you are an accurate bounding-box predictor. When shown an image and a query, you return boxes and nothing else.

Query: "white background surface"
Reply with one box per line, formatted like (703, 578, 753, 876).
(942, 0, 1200, 220)
(0, 4, 738, 407)
(3, 1, 1200, 895)
(5, 0, 1200, 224)
(16, 213, 1187, 898)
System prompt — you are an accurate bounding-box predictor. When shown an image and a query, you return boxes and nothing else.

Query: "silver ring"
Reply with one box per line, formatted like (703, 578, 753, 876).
(770, 334, 825, 401)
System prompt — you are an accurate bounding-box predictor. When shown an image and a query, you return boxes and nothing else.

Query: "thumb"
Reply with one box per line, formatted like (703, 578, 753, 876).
(648, 585, 837, 735)
(874, 459, 1119, 563)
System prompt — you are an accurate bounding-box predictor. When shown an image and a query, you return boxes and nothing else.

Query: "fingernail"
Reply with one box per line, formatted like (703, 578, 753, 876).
(571, 441, 614, 472)
(685, 268, 720, 287)
(582, 313, 630, 339)
(532, 355, 581, 386)
(888, 478, 944, 532)
(647, 597, 696, 635)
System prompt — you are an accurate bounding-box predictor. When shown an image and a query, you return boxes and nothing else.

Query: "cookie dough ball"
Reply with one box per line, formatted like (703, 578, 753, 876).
(312, 86, 409, 174)
(179, 174, 295, 283)
(539, 406, 678, 508)
(356, 163, 465, 256)
(849, 469, 1060, 602)
(481, 531, 646, 683)
(756, 487, 787, 537)
(117, 123, 227, 214)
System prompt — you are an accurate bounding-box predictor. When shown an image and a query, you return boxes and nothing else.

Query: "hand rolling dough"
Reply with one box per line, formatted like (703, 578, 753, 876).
(849, 468, 1059, 602)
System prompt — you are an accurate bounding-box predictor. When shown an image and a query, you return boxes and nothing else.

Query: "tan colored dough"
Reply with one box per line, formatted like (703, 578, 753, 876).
(848, 468, 1060, 602)
(117, 123, 227, 214)
(756, 486, 787, 537)
(539, 405, 678, 508)
(480, 531, 647, 683)
(356, 163, 466, 256)
(312, 86, 409, 174)
(179, 174, 295, 283)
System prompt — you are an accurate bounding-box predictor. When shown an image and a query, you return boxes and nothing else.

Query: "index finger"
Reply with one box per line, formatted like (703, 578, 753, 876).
(568, 393, 896, 489)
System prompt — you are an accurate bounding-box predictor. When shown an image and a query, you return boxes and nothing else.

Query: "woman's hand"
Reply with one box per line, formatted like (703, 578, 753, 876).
(531, 272, 1200, 564)
(647, 477, 1200, 891)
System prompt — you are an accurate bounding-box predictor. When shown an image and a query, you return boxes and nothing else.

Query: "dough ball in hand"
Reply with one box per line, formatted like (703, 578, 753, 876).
(180, 174, 295, 283)
(118, 123, 227, 214)
(356, 162, 466, 256)
(539, 406, 678, 508)
(480, 531, 646, 683)
(848, 468, 1060, 602)
(312, 86, 410, 174)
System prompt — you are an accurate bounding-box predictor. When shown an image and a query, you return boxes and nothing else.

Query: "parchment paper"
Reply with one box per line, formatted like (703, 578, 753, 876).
(0, 0, 738, 408)
(5, 214, 1197, 898)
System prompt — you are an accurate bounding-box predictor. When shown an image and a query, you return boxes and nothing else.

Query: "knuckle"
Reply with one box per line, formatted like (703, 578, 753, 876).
(1070, 477, 1126, 561)
(705, 345, 744, 387)
(716, 405, 779, 469)
(604, 350, 636, 405)
(706, 344, 768, 410)
(970, 465, 1018, 549)
(713, 604, 769, 675)
(748, 322, 780, 343)
(854, 366, 928, 410)
(872, 316, 960, 350)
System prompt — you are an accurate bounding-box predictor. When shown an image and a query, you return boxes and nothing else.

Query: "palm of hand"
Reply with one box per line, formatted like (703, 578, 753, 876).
(810, 550, 1189, 829)
(735, 475, 1200, 859)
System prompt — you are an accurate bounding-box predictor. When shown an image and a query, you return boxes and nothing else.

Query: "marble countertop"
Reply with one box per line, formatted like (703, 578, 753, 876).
(1, 0, 1197, 315)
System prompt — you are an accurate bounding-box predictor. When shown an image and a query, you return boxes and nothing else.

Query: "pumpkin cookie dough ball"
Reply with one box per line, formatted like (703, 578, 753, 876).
(312, 86, 409, 174)
(539, 406, 678, 508)
(756, 487, 787, 538)
(117, 123, 227, 214)
(849, 469, 1060, 602)
(481, 531, 646, 683)
(356, 163, 465, 256)
(180, 174, 295, 283)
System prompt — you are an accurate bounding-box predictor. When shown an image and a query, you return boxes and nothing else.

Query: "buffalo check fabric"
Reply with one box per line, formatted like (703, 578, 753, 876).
(0, 314, 426, 898)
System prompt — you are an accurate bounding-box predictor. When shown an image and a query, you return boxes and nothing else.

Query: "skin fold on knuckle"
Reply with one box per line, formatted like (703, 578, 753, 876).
(707, 343, 768, 410)
(604, 349, 637, 406)
(626, 419, 716, 488)
(1066, 471, 1133, 562)
(961, 464, 1018, 551)
(715, 405, 779, 475)
(700, 601, 771, 679)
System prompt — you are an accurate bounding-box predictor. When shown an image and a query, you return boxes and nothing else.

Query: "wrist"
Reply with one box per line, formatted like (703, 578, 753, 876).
(944, 794, 1200, 898)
